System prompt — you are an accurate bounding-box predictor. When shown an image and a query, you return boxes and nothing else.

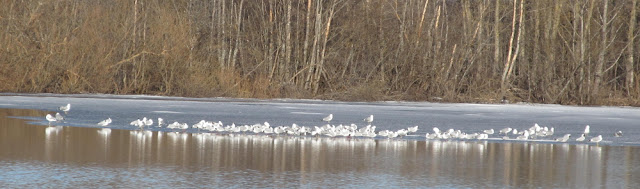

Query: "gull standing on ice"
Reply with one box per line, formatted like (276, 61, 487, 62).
(499, 127, 512, 136)
(614, 131, 622, 137)
(364, 115, 374, 124)
(576, 133, 586, 142)
(590, 135, 602, 144)
(323, 114, 333, 124)
(407, 126, 419, 134)
(97, 118, 112, 126)
(483, 129, 494, 135)
(143, 117, 153, 127)
(516, 130, 530, 140)
(59, 104, 71, 114)
(45, 114, 57, 123)
(555, 134, 571, 142)
(433, 127, 441, 134)
(55, 112, 64, 122)
(130, 119, 145, 130)
(583, 125, 590, 137)
(157, 118, 164, 127)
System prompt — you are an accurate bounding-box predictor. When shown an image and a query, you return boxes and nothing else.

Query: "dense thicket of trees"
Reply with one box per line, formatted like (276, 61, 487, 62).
(1, 0, 639, 105)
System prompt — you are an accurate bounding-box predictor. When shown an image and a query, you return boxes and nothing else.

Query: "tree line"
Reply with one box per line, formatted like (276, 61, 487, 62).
(1, 0, 639, 105)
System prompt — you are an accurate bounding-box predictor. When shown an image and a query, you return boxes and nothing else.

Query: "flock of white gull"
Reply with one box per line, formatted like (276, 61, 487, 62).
(45, 104, 625, 144)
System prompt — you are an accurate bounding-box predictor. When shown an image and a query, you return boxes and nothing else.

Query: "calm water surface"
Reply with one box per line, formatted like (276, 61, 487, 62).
(0, 108, 638, 188)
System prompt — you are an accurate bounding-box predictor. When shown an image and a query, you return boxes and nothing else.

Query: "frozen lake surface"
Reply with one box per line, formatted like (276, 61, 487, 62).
(0, 94, 639, 187)
(1, 93, 639, 145)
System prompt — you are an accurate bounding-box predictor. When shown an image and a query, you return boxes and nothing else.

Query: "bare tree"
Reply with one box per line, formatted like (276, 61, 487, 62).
(593, 0, 609, 102)
(627, 0, 637, 95)
(500, 0, 524, 98)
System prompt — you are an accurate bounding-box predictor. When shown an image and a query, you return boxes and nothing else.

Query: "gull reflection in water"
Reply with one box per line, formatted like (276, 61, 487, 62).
(97, 128, 112, 157)
(129, 130, 154, 163)
(574, 144, 604, 188)
(45, 126, 63, 136)
(131, 133, 398, 171)
(106, 129, 630, 188)
(130, 130, 154, 147)
(97, 128, 111, 137)
(44, 126, 63, 161)
(425, 140, 488, 182)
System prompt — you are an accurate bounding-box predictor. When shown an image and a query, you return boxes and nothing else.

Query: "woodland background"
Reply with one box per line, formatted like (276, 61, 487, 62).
(1, 0, 639, 105)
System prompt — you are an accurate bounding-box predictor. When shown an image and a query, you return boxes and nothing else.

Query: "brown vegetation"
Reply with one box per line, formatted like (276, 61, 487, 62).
(1, 0, 639, 105)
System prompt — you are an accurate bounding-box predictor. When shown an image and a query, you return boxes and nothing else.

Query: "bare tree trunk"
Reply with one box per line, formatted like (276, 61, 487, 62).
(577, 1, 596, 103)
(219, 0, 227, 69)
(530, 0, 541, 101)
(133, 0, 138, 51)
(545, 0, 562, 101)
(265, 0, 275, 81)
(392, 0, 408, 91)
(473, 0, 487, 76)
(312, 1, 337, 95)
(230, 0, 244, 68)
(378, 2, 386, 83)
(302, 0, 313, 89)
(493, 0, 500, 75)
(305, 0, 322, 91)
(131, 0, 139, 91)
(593, 0, 608, 102)
(627, 0, 637, 95)
(209, 0, 216, 65)
(141, 1, 148, 93)
(500, 0, 519, 97)
(505, 0, 524, 84)
(284, 0, 292, 81)
(416, 0, 430, 46)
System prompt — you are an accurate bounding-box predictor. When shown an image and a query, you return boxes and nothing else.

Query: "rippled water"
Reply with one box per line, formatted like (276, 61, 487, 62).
(1, 108, 639, 188)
